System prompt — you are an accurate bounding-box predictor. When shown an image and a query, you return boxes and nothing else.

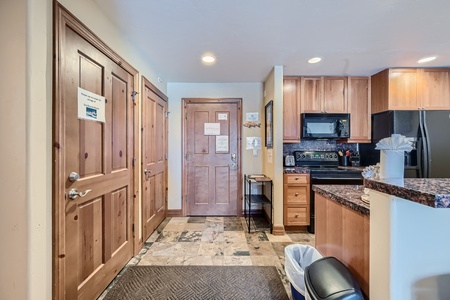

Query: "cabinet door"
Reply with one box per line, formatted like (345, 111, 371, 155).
(348, 77, 370, 143)
(420, 68, 450, 109)
(388, 69, 419, 110)
(323, 77, 348, 113)
(285, 206, 309, 226)
(283, 77, 301, 142)
(286, 186, 309, 205)
(301, 77, 323, 113)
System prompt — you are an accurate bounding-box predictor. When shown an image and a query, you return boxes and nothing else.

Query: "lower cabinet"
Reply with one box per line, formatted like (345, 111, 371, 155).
(283, 174, 310, 226)
(315, 193, 369, 297)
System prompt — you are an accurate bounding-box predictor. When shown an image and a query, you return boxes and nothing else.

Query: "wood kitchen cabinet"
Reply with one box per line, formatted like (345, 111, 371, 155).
(301, 76, 348, 113)
(315, 193, 369, 297)
(347, 77, 371, 143)
(283, 173, 310, 227)
(283, 77, 301, 142)
(371, 68, 450, 114)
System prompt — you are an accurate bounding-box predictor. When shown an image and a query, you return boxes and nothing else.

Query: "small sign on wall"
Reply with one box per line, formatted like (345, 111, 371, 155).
(218, 113, 228, 120)
(77, 87, 106, 123)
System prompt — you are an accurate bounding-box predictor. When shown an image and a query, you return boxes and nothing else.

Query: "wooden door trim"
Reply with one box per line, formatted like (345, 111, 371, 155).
(181, 98, 242, 217)
(53, 3, 139, 299)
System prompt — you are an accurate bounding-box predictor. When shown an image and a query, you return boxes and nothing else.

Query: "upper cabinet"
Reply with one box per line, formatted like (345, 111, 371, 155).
(283, 77, 301, 143)
(347, 77, 371, 143)
(301, 77, 348, 113)
(283, 76, 370, 143)
(371, 68, 450, 114)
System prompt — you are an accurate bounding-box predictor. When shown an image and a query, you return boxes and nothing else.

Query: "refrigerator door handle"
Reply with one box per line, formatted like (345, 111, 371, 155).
(419, 110, 429, 178)
(417, 137, 423, 178)
(422, 111, 431, 178)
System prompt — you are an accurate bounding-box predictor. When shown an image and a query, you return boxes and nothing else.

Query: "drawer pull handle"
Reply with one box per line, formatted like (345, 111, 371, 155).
(295, 193, 299, 196)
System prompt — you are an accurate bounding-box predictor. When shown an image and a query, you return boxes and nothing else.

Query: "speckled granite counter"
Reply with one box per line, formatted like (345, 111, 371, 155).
(312, 185, 370, 216)
(364, 178, 450, 208)
(283, 167, 310, 174)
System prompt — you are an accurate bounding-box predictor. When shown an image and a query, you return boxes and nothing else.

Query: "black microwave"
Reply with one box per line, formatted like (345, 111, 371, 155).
(301, 113, 350, 139)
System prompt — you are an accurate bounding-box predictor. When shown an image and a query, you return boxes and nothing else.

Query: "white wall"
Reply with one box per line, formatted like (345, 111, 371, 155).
(0, 0, 29, 299)
(370, 190, 450, 300)
(167, 83, 264, 210)
(262, 66, 284, 228)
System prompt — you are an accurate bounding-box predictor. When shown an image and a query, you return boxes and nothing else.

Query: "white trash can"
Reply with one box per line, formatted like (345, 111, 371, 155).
(285, 244, 323, 300)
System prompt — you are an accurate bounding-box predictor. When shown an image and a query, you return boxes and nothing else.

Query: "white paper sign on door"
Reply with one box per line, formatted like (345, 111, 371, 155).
(216, 135, 229, 152)
(218, 113, 228, 120)
(204, 123, 220, 135)
(246, 137, 261, 150)
(77, 87, 106, 123)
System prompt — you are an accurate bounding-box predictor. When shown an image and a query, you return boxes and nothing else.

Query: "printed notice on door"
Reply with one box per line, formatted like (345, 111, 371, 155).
(204, 123, 220, 135)
(77, 87, 106, 123)
(216, 135, 229, 152)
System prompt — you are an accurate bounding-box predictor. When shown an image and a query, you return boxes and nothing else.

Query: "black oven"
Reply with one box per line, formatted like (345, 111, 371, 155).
(293, 151, 363, 233)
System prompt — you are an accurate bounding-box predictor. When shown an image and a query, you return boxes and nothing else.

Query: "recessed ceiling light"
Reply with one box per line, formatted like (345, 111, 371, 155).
(418, 56, 437, 63)
(202, 55, 215, 64)
(308, 57, 322, 64)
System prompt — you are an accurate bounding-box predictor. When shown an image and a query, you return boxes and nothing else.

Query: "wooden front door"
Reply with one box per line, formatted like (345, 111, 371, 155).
(53, 6, 137, 300)
(183, 99, 242, 216)
(142, 77, 168, 241)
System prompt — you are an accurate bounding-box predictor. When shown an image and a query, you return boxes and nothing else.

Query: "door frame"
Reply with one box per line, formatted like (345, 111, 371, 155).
(52, 3, 139, 299)
(181, 98, 242, 217)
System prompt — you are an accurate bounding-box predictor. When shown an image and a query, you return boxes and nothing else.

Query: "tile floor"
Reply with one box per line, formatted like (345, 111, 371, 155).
(99, 216, 315, 299)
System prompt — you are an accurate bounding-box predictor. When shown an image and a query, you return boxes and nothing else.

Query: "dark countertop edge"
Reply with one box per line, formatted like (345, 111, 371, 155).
(312, 185, 370, 217)
(364, 178, 450, 209)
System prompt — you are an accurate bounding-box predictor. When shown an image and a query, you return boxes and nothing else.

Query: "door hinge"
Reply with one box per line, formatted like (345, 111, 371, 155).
(131, 91, 139, 102)
(132, 223, 135, 233)
(132, 158, 136, 166)
(185, 112, 187, 119)
(165, 111, 170, 118)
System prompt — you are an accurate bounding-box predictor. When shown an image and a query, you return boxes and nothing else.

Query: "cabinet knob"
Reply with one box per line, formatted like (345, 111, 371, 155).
(295, 177, 299, 180)
(295, 192, 299, 196)
(295, 214, 299, 218)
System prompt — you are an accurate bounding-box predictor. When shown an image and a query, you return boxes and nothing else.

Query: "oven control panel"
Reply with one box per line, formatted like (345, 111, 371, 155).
(293, 151, 339, 167)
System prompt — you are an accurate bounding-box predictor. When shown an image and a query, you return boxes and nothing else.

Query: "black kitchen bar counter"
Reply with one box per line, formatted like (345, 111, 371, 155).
(312, 184, 370, 217)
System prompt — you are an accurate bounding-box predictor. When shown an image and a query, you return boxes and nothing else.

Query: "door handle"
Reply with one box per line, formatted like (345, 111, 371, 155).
(68, 188, 92, 200)
(68, 172, 80, 182)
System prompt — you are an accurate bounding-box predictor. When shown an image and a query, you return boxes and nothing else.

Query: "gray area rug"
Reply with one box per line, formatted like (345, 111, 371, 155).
(103, 265, 289, 300)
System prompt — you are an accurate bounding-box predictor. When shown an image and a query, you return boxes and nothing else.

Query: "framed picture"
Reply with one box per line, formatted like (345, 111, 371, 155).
(265, 100, 273, 148)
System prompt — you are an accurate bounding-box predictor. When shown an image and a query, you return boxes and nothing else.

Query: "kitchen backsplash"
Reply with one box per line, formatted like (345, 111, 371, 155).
(283, 140, 357, 156)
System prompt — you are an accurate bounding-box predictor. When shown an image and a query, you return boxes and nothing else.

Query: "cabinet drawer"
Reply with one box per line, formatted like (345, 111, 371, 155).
(286, 186, 309, 205)
(285, 206, 310, 226)
(285, 174, 309, 184)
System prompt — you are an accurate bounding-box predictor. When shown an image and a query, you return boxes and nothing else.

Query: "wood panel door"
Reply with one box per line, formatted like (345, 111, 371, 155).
(183, 99, 241, 216)
(54, 6, 137, 300)
(142, 77, 167, 241)
(283, 77, 301, 142)
(323, 77, 348, 113)
(420, 68, 450, 109)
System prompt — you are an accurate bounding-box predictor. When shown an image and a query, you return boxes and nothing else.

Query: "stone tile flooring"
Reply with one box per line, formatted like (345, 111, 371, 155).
(99, 216, 315, 299)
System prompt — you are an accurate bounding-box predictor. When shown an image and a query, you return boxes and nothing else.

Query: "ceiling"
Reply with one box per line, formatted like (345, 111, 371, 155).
(94, 0, 450, 83)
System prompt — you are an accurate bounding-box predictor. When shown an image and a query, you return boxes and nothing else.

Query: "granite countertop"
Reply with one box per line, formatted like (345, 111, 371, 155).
(283, 167, 310, 174)
(364, 178, 450, 208)
(312, 185, 370, 217)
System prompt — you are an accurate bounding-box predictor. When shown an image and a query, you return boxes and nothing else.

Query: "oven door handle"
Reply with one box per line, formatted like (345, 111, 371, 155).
(312, 177, 362, 180)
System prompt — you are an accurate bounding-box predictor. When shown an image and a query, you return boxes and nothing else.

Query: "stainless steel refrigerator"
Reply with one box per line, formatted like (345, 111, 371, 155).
(360, 110, 450, 178)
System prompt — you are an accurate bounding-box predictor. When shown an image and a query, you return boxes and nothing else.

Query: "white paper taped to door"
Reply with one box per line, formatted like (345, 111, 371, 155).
(204, 123, 220, 135)
(77, 87, 106, 123)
